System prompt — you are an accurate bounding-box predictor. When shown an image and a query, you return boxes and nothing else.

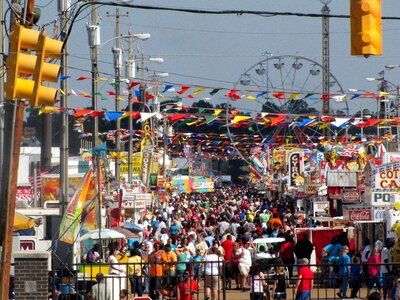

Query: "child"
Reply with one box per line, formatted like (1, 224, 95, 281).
(250, 264, 267, 300)
(119, 289, 129, 300)
(271, 266, 288, 299)
(350, 256, 361, 298)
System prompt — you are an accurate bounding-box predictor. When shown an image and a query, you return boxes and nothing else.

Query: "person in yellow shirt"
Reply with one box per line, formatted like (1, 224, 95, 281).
(128, 249, 143, 297)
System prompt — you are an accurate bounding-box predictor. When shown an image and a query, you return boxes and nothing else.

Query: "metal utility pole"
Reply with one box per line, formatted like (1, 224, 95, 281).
(126, 28, 134, 184)
(107, 8, 126, 186)
(89, 4, 99, 150)
(59, 0, 70, 216)
(87, 0, 102, 239)
(321, 1, 331, 137)
(378, 80, 389, 137)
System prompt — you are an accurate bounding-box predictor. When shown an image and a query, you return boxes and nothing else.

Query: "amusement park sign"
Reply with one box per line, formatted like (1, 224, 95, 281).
(372, 162, 400, 190)
(288, 152, 303, 186)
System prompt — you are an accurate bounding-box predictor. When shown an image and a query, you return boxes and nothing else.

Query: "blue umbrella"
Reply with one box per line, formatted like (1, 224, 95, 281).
(123, 222, 143, 233)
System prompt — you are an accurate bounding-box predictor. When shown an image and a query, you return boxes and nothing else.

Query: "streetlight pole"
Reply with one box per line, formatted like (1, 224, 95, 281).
(87, 2, 102, 241)
(59, 0, 70, 217)
(113, 7, 122, 187)
(127, 28, 134, 184)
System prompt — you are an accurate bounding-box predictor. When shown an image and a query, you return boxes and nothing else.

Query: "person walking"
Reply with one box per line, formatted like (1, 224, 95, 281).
(382, 239, 394, 300)
(350, 256, 362, 298)
(294, 234, 314, 262)
(238, 240, 253, 292)
(250, 264, 267, 300)
(128, 249, 143, 297)
(361, 238, 372, 287)
(148, 242, 164, 300)
(203, 247, 224, 300)
(368, 246, 382, 294)
(221, 234, 234, 289)
(336, 246, 351, 298)
(178, 271, 199, 300)
(294, 258, 314, 300)
(271, 266, 288, 300)
(279, 235, 295, 279)
(161, 243, 177, 296)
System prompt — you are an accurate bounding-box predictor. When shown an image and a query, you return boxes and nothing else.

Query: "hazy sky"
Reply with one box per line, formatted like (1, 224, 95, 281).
(37, 0, 400, 115)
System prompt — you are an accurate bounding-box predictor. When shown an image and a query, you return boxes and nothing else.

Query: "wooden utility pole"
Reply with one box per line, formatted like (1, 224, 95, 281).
(0, 1, 35, 296)
(0, 100, 25, 299)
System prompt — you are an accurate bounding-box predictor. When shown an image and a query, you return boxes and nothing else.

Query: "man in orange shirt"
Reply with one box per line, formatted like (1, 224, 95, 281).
(161, 244, 177, 296)
(149, 242, 164, 300)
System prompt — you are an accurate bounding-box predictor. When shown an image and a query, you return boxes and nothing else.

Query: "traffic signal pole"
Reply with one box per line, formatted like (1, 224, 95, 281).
(0, 19, 63, 297)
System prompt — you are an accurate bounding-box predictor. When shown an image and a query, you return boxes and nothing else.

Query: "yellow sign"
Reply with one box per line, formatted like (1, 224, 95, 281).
(120, 153, 141, 175)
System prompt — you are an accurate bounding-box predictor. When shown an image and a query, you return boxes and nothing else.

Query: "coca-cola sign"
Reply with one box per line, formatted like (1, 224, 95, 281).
(348, 209, 371, 222)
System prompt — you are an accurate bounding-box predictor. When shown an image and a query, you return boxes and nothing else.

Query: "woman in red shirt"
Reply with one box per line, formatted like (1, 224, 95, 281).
(367, 247, 382, 293)
(178, 271, 199, 300)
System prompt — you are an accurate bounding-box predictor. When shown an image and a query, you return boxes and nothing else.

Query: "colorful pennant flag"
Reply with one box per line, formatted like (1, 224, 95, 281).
(76, 76, 91, 81)
(210, 88, 220, 96)
(193, 87, 205, 95)
(162, 84, 174, 93)
(377, 70, 384, 81)
(177, 86, 190, 95)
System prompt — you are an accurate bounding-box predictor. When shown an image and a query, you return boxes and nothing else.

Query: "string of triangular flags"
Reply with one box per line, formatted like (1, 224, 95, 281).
(56, 75, 398, 103)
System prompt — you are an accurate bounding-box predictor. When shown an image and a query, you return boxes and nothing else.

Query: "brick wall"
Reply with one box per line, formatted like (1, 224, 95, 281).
(13, 251, 50, 300)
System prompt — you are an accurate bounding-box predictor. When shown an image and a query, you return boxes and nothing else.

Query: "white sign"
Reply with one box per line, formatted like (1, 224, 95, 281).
(384, 152, 400, 164)
(313, 201, 329, 213)
(123, 193, 152, 209)
(192, 182, 214, 189)
(371, 191, 397, 206)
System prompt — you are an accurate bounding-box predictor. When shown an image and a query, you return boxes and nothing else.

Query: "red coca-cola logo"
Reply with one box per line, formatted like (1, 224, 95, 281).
(349, 209, 371, 221)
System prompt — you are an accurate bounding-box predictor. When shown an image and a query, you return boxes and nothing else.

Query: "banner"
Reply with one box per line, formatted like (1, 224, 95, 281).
(140, 135, 153, 189)
(42, 174, 84, 202)
(59, 167, 93, 244)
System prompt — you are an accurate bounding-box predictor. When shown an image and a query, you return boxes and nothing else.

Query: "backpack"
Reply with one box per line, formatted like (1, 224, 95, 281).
(86, 250, 96, 263)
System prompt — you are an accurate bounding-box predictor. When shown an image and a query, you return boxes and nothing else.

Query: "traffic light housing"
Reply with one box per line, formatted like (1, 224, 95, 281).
(31, 32, 63, 107)
(350, 0, 382, 56)
(4, 23, 39, 100)
(4, 23, 63, 106)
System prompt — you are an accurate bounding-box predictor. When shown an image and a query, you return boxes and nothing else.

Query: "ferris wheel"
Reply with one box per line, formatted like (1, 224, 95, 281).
(235, 54, 349, 116)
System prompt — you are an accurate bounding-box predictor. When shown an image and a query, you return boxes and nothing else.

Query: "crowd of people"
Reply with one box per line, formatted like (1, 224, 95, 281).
(81, 184, 400, 300)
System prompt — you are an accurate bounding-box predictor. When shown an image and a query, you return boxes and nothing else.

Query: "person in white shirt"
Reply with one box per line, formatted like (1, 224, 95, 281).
(203, 247, 224, 300)
(108, 248, 125, 276)
(239, 241, 253, 291)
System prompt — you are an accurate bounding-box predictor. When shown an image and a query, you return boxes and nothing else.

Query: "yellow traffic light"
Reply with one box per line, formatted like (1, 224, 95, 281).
(350, 0, 382, 56)
(4, 23, 39, 100)
(31, 33, 63, 107)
